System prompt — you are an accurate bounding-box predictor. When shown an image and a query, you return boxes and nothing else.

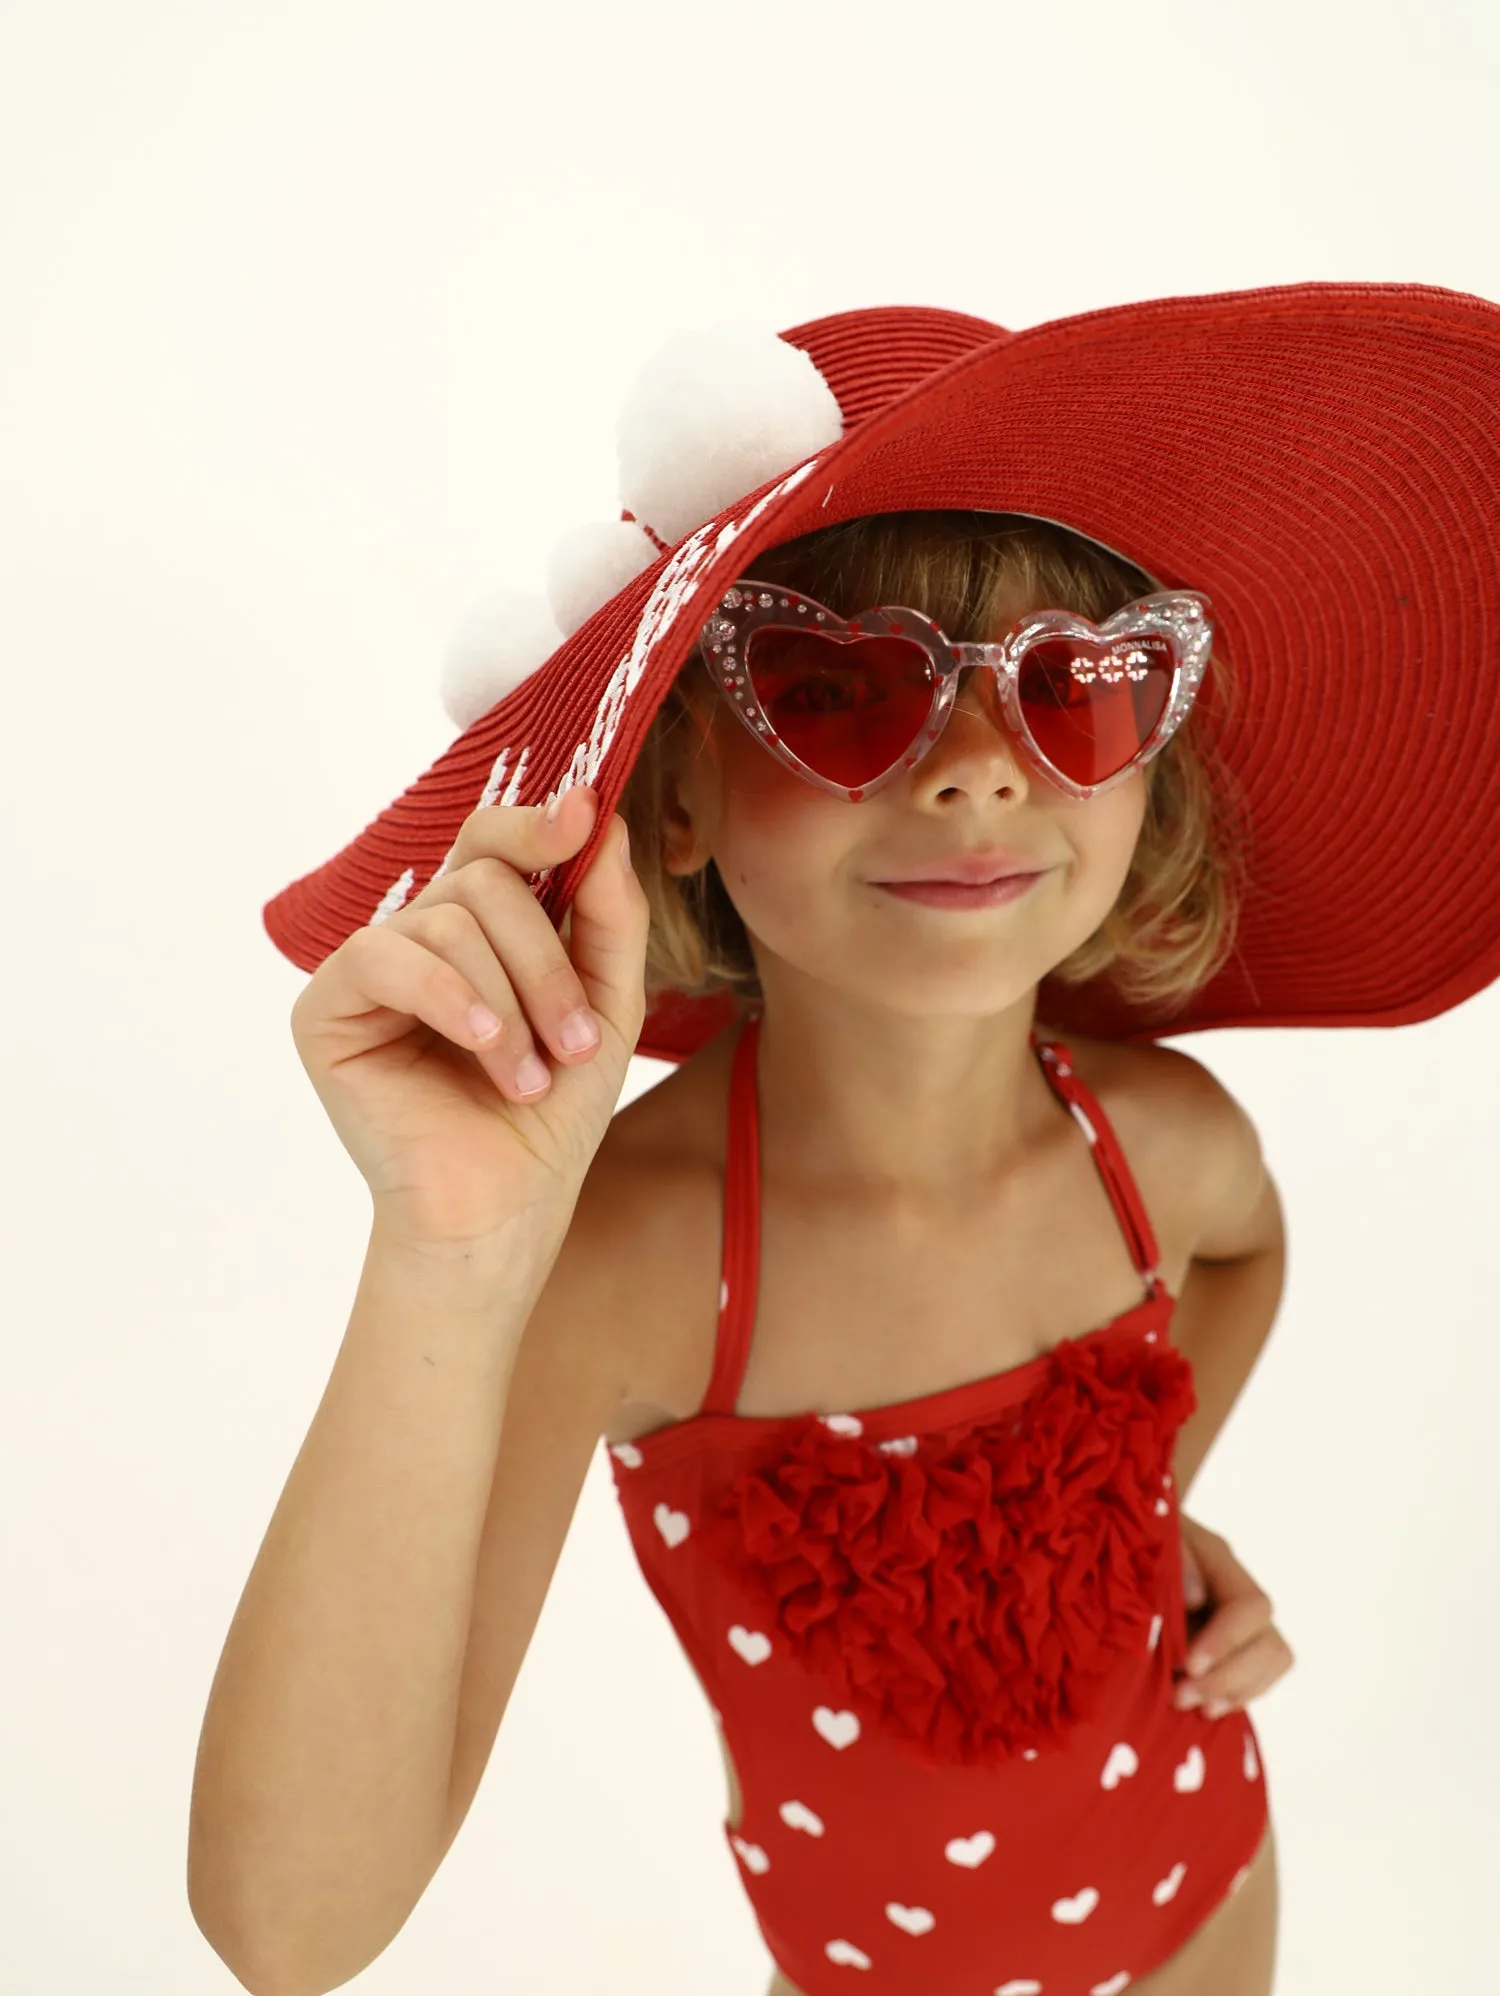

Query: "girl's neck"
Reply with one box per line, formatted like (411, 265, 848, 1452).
(745, 993, 1056, 1201)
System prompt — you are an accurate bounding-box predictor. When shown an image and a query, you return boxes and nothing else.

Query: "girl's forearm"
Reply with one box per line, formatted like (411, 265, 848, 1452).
(187, 1218, 563, 1996)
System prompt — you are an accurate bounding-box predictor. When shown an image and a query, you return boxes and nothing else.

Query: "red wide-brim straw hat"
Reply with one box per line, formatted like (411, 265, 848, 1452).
(263, 281, 1500, 1065)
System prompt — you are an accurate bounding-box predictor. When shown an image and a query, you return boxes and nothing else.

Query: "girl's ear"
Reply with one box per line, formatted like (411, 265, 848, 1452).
(661, 671, 724, 879)
(661, 760, 716, 878)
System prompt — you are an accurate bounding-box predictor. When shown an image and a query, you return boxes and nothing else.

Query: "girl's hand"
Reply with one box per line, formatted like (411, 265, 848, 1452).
(289, 784, 648, 1249)
(1173, 1512, 1296, 1720)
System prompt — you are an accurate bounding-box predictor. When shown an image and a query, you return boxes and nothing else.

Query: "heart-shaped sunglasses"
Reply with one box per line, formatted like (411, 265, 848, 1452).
(695, 582, 1215, 802)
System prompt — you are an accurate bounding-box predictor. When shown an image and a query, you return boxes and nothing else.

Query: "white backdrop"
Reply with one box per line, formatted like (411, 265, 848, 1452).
(3, 1, 1498, 1991)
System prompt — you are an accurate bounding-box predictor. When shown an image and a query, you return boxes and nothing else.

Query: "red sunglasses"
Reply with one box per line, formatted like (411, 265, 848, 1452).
(696, 581, 1215, 802)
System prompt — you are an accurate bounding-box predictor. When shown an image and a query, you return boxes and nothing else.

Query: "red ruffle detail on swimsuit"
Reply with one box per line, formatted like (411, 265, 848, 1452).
(696, 1334, 1198, 1770)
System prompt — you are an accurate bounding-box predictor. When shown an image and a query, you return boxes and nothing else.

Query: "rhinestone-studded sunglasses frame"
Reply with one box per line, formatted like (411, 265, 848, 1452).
(695, 581, 1216, 803)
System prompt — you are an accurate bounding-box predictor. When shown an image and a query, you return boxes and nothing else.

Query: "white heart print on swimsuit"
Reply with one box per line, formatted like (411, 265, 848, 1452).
(1050, 1884, 1100, 1924)
(1153, 1860, 1188, 1905)
(1173, 1743, 1207, 1792)
(945, 1829, 996, 1867)
(728, 1623, 772, 1665)
(812, 1705, 860, 1749)
(885, 1902, 936, 1935)
(1100, 1741, 1139, 1789)
(652, 1501, 689, 1548)
(824, 1938, 872, 1969)
(779, 1799, 824, 1836)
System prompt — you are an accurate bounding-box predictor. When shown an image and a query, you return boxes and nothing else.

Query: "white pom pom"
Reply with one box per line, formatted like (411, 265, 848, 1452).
(617, 322, 845, 546)
(545, 518, 660, 638)
(439, 588, 564, 732)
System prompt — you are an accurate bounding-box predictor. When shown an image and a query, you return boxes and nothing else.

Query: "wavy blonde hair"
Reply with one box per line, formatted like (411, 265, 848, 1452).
(617, 510, 1251, 1030)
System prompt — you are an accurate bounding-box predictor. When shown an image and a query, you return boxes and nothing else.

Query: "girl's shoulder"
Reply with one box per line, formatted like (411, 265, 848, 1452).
(583, 1030, 735, 1238)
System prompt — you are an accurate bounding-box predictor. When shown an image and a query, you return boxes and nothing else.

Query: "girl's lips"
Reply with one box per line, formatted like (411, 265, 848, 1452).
(874, 871, 1048, 909)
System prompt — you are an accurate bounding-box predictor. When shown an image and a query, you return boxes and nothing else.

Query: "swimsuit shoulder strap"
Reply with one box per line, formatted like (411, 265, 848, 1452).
(1031, 1030, 1165, 1299)
(698, 1013, 763, 1417)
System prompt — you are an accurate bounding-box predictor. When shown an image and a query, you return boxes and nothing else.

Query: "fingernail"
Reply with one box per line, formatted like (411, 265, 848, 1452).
(515, 1053, 550, 1095)
(544, 791, 564, 824)
(1204, 1698, 1232, 1720)
(1175, 1684, 1202, 1709)
(468, 1004, 502, 1043)
(1187, 1651, 1211, 1677)
(619, 821, 632, 871)
(559, 1009, 600, 1052)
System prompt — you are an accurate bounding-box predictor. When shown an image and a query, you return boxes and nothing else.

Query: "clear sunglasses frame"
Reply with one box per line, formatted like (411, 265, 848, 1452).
(695, 580, 1216, 803)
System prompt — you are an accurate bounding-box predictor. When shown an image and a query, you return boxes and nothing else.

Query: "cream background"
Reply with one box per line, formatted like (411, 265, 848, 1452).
(2, 1, 1498, 1990)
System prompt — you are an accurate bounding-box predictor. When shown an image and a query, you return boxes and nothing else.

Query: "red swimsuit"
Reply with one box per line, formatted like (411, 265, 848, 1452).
(609, 1015, 1270, 1995)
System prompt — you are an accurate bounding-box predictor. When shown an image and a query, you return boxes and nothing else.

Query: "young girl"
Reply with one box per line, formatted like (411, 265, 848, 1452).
(592, 507, 1285, 1996)
(193, 289, 1500, 1996)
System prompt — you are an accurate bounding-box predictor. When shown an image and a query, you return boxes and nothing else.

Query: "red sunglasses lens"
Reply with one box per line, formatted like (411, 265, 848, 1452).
(1018, 635, 1175, 787)
(743, 626, 1175, 788)
(743, 628, 937, 788)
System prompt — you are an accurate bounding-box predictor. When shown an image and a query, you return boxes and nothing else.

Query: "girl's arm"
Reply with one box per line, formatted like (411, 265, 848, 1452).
(1169, 1074, 1287, 1504)
(187, 1185, 630, 1996)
